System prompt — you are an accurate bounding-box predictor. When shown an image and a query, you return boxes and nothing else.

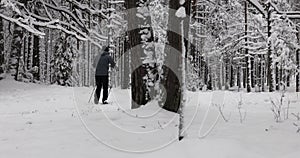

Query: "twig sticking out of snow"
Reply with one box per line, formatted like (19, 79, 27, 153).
(292, 113, 300, 121)
(238, 94, 247, 124)
(293, 123, 300, 133)
(214, 104, 231, 122)
(270, 98, 282, 122)
(157, 121, 163, 129)
(269, 91, 290, 123)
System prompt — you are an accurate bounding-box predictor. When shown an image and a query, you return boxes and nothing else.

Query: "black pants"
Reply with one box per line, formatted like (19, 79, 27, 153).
(95, 76, 109, 102)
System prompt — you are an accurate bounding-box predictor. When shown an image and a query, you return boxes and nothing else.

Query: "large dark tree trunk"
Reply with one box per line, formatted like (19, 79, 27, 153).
(125, 0, 153, 109)
(163, 0, 191, 140)
(162, 0, 184, 113)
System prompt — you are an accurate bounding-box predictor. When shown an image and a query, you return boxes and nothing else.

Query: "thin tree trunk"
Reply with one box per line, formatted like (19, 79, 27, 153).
(261, 60, 265, 92)
(297, 27, 300, 92)
(250, 57, 254, 88)
(33, 33, 40, 80)
(87, 0, 92, 86)
(23, 32, 29, 72)
(286, 70, 290, 87)
(121, 34, 130, 89)
(10, 25, 23, 80)
(245, 1, 251, 92)
(267, 2, 274, 92)
(275, 63, 279, 90)
(39, 27, 46, 82)
(0, 17, 4, 77)
(45, 28, 50, 84)
(230, 57, 234, 88)
(225, 58, 229, 90)
(237, 63, 241, 90)
(49, 30, 54, 83)
(84, 41, 88, 86)
(28, 33, 34, 70)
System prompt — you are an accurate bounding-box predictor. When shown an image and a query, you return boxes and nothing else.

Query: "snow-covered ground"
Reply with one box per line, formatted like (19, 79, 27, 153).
(1, 78, 300, 158)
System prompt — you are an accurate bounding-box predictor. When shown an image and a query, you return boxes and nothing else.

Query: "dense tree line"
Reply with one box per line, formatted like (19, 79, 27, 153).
(188, 0, 300, 92)
(0, 0, 299, 94)
(0, 0, 125, 86)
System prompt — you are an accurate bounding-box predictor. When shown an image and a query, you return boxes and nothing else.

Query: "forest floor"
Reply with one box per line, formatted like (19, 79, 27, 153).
(1, 78, 300, 158)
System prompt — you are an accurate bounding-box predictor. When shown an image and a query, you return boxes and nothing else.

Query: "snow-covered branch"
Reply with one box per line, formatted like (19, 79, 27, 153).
(44, 0, 87, 32)
(64, 0, 108, 20)
(0, 13, 45, 36)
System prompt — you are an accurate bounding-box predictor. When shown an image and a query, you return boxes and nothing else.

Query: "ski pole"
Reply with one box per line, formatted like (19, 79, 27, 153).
(107, 67, 115, 100)
(108, 85, 112, 98)
(88, 86, 96, 103)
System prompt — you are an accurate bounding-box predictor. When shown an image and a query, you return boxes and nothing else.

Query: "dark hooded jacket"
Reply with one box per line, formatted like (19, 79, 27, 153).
(94, 51, 115, 76)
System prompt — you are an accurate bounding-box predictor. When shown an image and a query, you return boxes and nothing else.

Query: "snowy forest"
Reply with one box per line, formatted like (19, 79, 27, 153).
(1, 0, 300, 157)
(0, 0, 300, 92)
(1, 0, 299, 92)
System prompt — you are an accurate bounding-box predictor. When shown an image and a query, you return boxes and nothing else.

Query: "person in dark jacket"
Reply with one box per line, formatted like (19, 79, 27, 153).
(93, 46, 116, 104)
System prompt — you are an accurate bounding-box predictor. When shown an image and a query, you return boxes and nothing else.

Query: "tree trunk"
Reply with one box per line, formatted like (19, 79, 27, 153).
(39, 27, 46, 82)
(224, 58, 229, 90)
(237, 63, 241, 90)
(45, 28, 51, 84)
(0, 17, 4, 78)
(32, 33, 40, 80)
(261, 60, 265, 92)
(125, 0, 152, 109)
(121, 34, 130, 89)
(230, 57, 235, 88)
(245, 1, 251, 92)
(275, 63, 279, 90)
(267, 2, 274, 92)
(164, 0, 191, 140)
(10, 25, 23, 80)
(250, 57, 254, 88)
(286, 70, 290, 87)
(27, 33, 34, 70)
(297, 27, 300, 92)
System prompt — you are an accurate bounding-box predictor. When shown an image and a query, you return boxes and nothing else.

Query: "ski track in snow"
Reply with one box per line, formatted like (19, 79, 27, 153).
(0, 78, 300, 157)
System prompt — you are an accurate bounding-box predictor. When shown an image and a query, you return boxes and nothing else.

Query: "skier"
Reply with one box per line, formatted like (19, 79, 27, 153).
(93, 46, 116, 104)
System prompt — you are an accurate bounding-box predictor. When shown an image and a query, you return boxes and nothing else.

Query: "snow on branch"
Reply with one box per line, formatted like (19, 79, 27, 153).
(57, 21, 106, 47)
(64, 0, 108, 20)
(1, 0, 110, 48)
(41, 0, 54, 20)
(269, 2, 300, 19)
(247, 0, 267, 17)
(0, 13, 45, 36)
(109, 0, 125, 4)
(44, 0, 87, 32)
(0, 0, 21, 14)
